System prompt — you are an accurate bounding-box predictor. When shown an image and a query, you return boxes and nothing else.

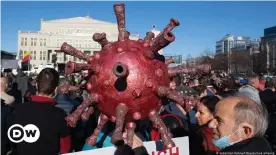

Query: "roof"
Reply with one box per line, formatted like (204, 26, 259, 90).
(1, 50, 16, 56)
(42, 16, 116, 25)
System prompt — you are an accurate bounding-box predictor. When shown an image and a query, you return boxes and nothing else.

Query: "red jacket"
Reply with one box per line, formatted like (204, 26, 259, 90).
(197, 126, 221, 152)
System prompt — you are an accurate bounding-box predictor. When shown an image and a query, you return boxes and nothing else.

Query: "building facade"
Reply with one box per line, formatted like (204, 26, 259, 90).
(18, 16, 139, 69)
(258, 26, 276, 73)
(215, 34, 258, 54)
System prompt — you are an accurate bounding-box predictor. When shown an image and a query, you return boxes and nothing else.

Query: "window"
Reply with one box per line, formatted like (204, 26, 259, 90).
(59, 28, 64, 33)
(43, 51, 46, 60)
(25, 38, 27, 46)
(57, 39, 60, 47)
(30, 51, 33, 60)
(94, 43, 101, 48)
(31, 38, 34, 46)
(40, 39, 43, 46)
(21, 38, 24, 46)
(77, 29, 80, 33)
(58, 53, 62, 62)
(33, 51, 36, 60)
(68, 28, 73, 33)
(34, 38, 37, 46)
(40, 51, 42, 60)
(44, 38, 46, 46)
(19, 50, 23, 59)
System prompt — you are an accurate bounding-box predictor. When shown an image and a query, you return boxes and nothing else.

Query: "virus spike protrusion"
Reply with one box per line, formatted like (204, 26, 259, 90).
(155, 86, 185, 106)
(149, 110, 175, 149)
(91, 64, 101, 75)
(114, 4, 128, 41)
(168, 65, 192, 78)
(60, 42, 88, 61)
(148, 18, 179, 54)
(126, 122, 136, 147)
(111, 103, 128, 145)
(86, 114, 109, 146)
(144, 32, 155, 42)
(65, 94, 98, 127)
(65, 61, 91, 74)
(113, 62, 129, 78)
(163, 18, 180, 32)
(81, 107, 94, 121)
(150, 31, 175, 54)
(165, 56, 175, 66)
(93, 33, 110, 49)
(143, 49, 155, 59)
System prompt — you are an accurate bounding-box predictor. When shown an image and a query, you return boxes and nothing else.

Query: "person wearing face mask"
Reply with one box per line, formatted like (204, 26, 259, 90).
(208, 96, 272, 153)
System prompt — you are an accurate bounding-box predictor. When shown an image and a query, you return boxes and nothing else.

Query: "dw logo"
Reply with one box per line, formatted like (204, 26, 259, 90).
(7, 124, 40, 143)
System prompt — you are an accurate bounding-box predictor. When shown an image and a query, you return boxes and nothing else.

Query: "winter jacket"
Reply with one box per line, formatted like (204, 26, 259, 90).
(221, 136, 272, 153)
(235, 85, 262, 105)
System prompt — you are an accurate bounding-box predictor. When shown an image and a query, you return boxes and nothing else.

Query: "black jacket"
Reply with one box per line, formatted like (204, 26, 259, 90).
(259, 89, 276, 114)
(221, 137, 272, 153)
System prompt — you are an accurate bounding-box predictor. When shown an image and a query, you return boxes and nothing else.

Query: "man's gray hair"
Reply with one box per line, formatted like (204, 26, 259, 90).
(247, 74, 259, 85)
(233, 97, 268, 137)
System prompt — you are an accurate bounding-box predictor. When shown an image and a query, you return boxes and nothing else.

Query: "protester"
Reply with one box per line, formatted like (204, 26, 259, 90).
(14, 69, 28, 103)
(7, 82, 22, 105)
(11, 68, 71, 155)
(190, 96, 221, 155)
(236, 74, 262, 105)
(54, 79, 80, 115)
(209, 96, 272, 152)
(1, 77, 15, 155)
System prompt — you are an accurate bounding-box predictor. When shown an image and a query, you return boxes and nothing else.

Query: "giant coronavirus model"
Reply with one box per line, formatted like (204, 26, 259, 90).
(58, 3, 209, 149)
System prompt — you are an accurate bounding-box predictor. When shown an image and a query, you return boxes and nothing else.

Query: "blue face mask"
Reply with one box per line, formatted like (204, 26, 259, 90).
(213, 128, 240, 149)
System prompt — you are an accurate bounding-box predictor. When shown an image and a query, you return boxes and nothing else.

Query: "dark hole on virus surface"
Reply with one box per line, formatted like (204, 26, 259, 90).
(116, 65, 124, 74)
(114, 77, 127, 92)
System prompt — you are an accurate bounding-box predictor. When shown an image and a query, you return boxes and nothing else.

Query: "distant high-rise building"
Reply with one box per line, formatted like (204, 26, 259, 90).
(258, 26, 276, 73)
(215, 34, 256, 54)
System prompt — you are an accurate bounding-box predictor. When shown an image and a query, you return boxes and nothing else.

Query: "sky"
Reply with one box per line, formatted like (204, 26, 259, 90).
(1, 1, 276, 58)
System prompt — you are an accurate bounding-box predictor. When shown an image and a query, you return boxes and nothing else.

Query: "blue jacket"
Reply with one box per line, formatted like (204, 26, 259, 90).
(54, 93, 80, 115)
(164, 102, 197, 125)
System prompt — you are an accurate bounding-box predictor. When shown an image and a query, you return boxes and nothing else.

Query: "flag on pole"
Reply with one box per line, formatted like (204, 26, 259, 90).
(22, 51, 30, 63)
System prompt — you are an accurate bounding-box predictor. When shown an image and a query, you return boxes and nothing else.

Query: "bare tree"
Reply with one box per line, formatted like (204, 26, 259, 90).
(212, 53, 228, 71)
(200, 48, 215, 58)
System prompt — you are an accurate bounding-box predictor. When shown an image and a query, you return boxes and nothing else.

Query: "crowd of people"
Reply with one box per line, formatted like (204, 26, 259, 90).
(1, 68, 276, 155)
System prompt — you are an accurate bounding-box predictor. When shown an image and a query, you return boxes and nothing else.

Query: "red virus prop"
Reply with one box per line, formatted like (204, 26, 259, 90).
(58, 3, 209, 149)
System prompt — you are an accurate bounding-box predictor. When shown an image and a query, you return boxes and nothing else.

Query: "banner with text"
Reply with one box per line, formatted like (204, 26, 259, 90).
(64, 136, 189, 155)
